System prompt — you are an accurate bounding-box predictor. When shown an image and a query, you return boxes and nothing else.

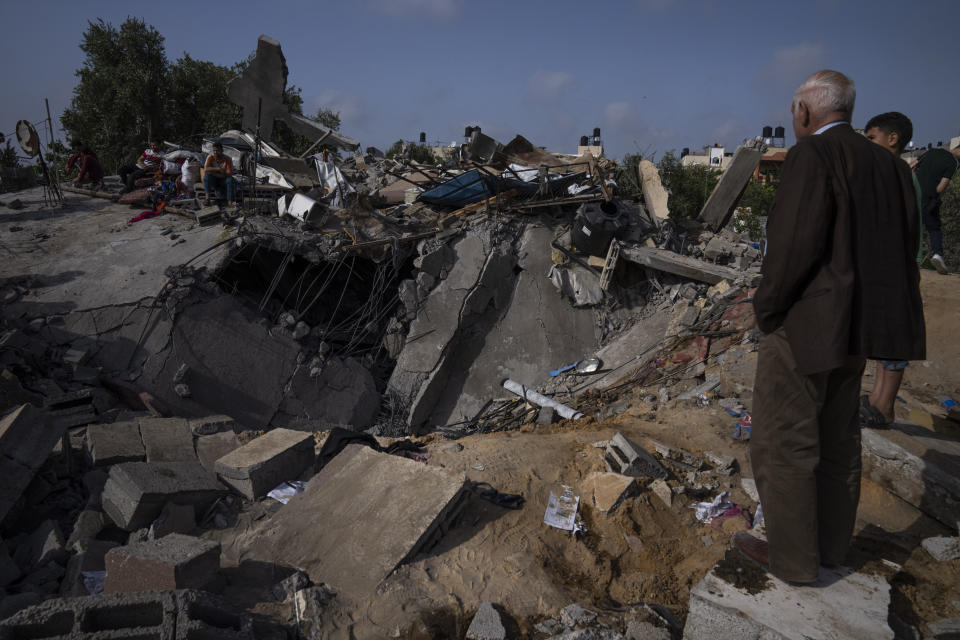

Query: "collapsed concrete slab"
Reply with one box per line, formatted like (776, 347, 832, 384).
(0, 404, 65, 524)
(101, 461, 224, 531)
(140, 295, 379, 431)
(861, 424, 960, 527)
(684, 565, 893, 639)
(104, 533, 220, 594)
(389, 225, 599, 431)
(244, 444, 468, 598)
(215, 428, 314, 500)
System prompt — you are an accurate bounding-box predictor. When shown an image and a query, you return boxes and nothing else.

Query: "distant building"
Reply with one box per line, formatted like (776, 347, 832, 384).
(681, 126, 790, 183)
(681, 144, 733, 170)
(576, 128, 604, 156)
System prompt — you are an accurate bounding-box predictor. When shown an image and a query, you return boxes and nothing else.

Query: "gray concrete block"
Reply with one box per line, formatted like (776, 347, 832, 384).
(0, 589, 279, 639)
(604, 432, 666, 479)
(560, 604, 598, 628)
(85, 420, 145, 466)
(101, 462, 224, 531)
(466, 601, 506, 640)
(243, 444, 468, 598)
(139, 417, 196, 462)
(0, 404, 65, 524)
(196, 431, 241, 474)
(104, 534, 220, 594)
(683, 565, 893, 639)
(215, 428, 313, 500)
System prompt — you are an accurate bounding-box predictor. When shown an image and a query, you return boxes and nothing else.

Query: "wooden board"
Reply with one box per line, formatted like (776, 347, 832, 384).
(619, 244, 758, 285)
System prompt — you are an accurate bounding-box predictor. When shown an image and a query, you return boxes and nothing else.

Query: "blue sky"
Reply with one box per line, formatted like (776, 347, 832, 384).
(2, 0, 958, 161)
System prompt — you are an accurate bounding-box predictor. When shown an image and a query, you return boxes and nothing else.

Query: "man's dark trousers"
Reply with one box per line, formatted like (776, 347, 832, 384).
(751, 327, 866, 583)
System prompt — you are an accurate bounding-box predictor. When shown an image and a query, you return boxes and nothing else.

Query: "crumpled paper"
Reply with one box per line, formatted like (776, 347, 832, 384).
(691, 491, 733, 522)
(267, 480, 306, 504)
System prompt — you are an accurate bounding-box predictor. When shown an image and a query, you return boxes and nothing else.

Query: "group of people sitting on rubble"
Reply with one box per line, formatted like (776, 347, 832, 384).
(64, 137, 236, 206)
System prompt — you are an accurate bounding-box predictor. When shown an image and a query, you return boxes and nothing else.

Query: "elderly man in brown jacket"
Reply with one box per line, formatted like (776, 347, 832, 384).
(734, 70, 925, 584)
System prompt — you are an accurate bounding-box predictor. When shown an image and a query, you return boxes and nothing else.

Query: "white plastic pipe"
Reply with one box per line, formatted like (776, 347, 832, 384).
(502, 379, 584, 420)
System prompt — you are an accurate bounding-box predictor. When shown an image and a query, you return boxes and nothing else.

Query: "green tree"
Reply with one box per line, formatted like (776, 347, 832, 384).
(166, 54, 240, 144)
(61, 18, 168, 173)
(386, 139, 437, 164)
(733, 180, 777, 239)
(658, 151, 720, 219)
(615, 153, 644, 199)
(314, 107, 341, 132)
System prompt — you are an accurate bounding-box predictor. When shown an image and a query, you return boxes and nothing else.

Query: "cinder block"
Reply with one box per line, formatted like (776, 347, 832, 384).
(196, 431, 241, 475)
(139, 417, 196, 462)
(101, 462, 224, 531)
(85, 421, 145, 466)
(104, 534, 220, 594)
(604, 432, 667, 479)
(215, 428, 314, 500)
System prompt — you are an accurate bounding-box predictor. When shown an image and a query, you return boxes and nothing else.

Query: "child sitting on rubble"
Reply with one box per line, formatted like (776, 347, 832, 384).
(203, 142, 235, 207)
(65, 140, 104, 188)
(860, 111, 923, 425)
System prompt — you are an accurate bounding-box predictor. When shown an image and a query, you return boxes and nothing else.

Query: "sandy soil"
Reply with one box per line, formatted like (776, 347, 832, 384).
(210, 272, 960, 638)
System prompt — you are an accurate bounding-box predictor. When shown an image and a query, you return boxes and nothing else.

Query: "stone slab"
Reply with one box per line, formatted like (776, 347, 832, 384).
(196, 431, 241, 474)
(639, 159, 670, 220)
(683, 565, 892, 639)
(139, 417, 196, 462)
(104, 533, 220, 594)
(862, 424, 960, 527)
(245, 444, 468, 598)
(85, 420, 145, 466)
(429, 225, 599, 428)
(0, 404, 65, 524)
(215, 428, 314, 500)
(101, 461, 224, 531)
(581, 472, 636, 514)
(589, 310, 670, 391)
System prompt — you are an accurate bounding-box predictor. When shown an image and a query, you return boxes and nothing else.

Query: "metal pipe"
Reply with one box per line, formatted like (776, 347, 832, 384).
(502, 379, 583, 420)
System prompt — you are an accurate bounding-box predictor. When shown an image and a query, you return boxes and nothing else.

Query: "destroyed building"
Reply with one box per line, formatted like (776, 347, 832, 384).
(0, 34, 958, 640)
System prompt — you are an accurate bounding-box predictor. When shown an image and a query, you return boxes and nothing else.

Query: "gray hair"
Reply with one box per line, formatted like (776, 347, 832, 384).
(793, 69, 856, 117)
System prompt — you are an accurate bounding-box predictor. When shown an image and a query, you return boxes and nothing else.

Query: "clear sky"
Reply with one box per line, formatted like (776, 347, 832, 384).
(1, 0, 958, 161)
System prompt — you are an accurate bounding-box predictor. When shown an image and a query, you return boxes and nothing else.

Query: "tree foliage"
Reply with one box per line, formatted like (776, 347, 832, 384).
(658, 151, 720, 219)
(61, 18, 168, 173)
(615, 153, 644, 199)
(386, 140, 437, 164)
(166, 54, 241, 144)
(61, 19, 345, 171)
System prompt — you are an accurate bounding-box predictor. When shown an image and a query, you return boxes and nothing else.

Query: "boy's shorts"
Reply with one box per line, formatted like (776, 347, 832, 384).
(878, 360, 909, 371)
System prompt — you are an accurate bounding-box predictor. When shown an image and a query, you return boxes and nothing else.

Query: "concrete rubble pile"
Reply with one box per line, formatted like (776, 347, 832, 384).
(2, 34, 958, 640)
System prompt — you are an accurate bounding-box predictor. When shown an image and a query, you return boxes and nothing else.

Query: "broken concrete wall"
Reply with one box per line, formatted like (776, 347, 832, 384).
(387, 223, 599, 432)
(138, 295, 378, 431)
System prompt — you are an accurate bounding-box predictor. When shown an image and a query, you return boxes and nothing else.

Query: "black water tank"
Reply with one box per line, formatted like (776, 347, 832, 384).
(419, 132, 426, 144)
(464, 126, 473, 138)
(762, 125, 773, 138)
(681, 147, 690, 157)
(593, 127, 601, 138)
(571, 200, 627, 257)
(580, 135, 589, 146)
(774, 126, 785, 138)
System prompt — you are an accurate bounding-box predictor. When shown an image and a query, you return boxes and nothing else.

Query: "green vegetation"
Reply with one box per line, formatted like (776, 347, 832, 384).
(60, 17, 341, 172)
(386, 140, 437, 164)
(658, 151, 720, 219)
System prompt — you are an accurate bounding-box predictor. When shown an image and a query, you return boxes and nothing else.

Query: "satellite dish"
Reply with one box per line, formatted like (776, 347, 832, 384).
(16, 120, 40, 157)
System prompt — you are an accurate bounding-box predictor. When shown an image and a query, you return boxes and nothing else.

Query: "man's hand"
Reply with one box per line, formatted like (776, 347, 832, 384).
(206, 167, 225, 178)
